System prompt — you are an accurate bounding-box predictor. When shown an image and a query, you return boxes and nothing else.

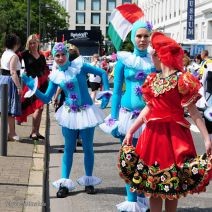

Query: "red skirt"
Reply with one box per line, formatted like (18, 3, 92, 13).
(16, 72, 49, 123)
(118, 119, 212, 199)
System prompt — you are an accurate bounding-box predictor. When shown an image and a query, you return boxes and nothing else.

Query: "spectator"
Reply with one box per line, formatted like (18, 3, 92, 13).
(0, 33, 22, 141)
(16, 34, 50, 140)
(100, 56, 109, 73)
(199, 50, 210, 79)
(88, 54, 102, 103)
(190, 54, 202, 78)
(183, 55, 191, 72)
(201, 60, 212, 139)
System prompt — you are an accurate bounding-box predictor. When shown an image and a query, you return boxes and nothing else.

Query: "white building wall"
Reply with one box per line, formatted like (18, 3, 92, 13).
(61, 0, 137, 38)
(138, 0, 212, 56)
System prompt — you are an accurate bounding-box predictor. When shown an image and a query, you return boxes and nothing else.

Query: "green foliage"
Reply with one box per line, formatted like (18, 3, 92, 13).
(0, 0, 69, 53)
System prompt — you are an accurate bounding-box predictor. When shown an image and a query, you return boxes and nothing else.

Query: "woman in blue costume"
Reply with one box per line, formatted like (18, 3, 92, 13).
(22, 42, 111, 198)
(100, 20, 155, 211)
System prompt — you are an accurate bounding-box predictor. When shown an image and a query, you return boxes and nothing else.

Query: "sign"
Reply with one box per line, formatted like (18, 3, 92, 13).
(186, 0, 195, 40)
(56, 30, 102, 44)
(56, 30, 102, 56)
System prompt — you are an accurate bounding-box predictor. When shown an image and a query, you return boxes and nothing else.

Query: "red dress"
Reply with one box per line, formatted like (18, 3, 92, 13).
(119, 71, 212, 199)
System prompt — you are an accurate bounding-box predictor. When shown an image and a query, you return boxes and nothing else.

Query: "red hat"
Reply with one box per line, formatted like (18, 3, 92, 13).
(151, 32, 184, 72)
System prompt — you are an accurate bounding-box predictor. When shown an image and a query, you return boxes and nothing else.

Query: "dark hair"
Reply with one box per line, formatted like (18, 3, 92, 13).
(4, 33, 20, 49)
(195, 54, 202, 61)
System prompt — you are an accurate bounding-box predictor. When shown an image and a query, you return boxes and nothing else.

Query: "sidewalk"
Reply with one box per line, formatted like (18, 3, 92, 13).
(0, 105, 47, 212)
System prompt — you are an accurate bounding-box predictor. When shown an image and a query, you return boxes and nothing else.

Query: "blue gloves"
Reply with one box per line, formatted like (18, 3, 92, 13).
(100, 95, 110, 109)
(21, 73, 35, 90)
(111, 126, 121, 138)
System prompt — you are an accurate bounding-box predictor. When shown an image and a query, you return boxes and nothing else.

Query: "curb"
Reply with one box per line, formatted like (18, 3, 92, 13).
(23, 105, 49, 212)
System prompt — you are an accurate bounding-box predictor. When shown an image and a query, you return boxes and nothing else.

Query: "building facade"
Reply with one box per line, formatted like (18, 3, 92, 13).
(58, 0, 136, 38)
(138, 0, 212, 56)
(57, 0, 212, 56)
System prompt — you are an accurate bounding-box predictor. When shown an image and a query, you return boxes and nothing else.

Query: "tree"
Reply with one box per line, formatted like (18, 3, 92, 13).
(0, 0, 69, 53)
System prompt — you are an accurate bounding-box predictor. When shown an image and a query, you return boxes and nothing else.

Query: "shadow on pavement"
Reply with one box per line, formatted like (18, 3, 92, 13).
(93, 142, 119, 147)
(177, 208, 212, 212)
(97, 186, 125, 196)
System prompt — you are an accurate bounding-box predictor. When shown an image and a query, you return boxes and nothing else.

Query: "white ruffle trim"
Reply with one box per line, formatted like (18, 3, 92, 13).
(204, 106, 212, 121)
(99, 114, 119, 134)
(99, 110, 145, 138)
(117, 51, 153, 71)
(55, 104, 104, 129)
(96, 90, 113, 100)
(118, 109, 145, 138)
(52, 178, 76, 192)
(77, 176, 102, 186)
(49, 56, 83, 84)
(24, 76, 38, 98)
(116, 200, 148, 212)
(137, 197, 150, 209)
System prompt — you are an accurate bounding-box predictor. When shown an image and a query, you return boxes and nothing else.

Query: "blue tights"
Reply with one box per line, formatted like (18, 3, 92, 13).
(61, 127, 95, 178)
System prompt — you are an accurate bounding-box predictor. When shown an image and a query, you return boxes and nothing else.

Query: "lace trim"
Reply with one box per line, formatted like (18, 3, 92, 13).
(118, 145, 212, 200)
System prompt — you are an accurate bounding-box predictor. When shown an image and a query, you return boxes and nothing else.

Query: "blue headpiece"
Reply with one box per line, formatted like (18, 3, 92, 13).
(52, 42, 69, 57)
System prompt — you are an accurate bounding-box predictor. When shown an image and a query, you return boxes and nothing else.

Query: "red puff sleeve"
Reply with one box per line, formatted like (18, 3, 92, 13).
(178, 71, 201, 107)
(141, 73, 156, 105)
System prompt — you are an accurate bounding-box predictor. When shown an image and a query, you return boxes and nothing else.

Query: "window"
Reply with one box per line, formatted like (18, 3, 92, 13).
(107, 0, 116, 11)
(91, 13, 100, 25)
(91, 0, 101, 10)
(106, 26, 109, 37)
(208, 21, 212, 39)
(106, 13, 111, 25)
(195, 24, 198, 40)
(122, 0, 131, 4)
(91, 26, 100, 31)
(76, 0, 85, 10)
(76, 26, 85, 30)
(76, 12, 85, 24)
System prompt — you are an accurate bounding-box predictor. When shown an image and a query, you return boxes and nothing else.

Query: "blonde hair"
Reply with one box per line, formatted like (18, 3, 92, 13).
(25, 34, 40, 50)
(183, 55, 190, 67)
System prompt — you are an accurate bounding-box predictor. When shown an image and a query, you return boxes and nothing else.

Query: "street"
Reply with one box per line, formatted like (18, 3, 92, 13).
(46, 104, 212, 212)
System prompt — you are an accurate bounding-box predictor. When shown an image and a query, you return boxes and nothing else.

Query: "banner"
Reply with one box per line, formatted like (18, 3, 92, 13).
(186, 0, 195, 40)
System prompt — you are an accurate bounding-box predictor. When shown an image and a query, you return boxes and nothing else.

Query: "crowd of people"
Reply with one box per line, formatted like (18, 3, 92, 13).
(0, 26, 212, 212)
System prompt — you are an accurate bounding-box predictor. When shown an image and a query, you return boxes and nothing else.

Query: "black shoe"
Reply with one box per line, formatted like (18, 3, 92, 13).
(77, 139, 82, 146)
(30, 134, 39, 140)
(37, 134, 45, 139)
(56, 185, 69, 198)
(85, 185, 96, 194)
(58, 149, 64, 153)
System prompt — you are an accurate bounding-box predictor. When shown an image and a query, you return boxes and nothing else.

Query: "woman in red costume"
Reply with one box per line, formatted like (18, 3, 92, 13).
(16, 34, 49, 140)
(120, 32, 212, 212)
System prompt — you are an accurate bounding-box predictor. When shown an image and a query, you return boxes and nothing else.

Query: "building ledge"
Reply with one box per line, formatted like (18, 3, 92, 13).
(202, 8, 212, 14)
